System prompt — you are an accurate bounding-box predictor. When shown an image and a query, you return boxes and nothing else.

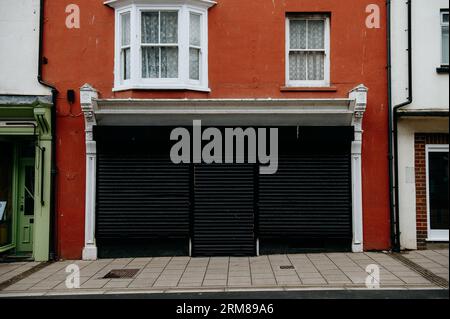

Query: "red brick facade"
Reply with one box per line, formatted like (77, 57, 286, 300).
(44, 0, 391, 258)
(414, 133, 449, 249)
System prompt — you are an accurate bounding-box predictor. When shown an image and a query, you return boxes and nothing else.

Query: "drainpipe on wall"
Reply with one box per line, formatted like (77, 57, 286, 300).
(387, 0, 413, 253)
(38, 0, 58, 261)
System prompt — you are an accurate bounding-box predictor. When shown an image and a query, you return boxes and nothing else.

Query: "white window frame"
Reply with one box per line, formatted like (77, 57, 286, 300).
(187, 9, 204, 86)
(425, 144, 449, 242)
(111, 1, 212, 92)
(441, 10, 449, 66)
(117, 8, 132, 87)
(138, 7, 182, 85)
(285, 14, 330, 88)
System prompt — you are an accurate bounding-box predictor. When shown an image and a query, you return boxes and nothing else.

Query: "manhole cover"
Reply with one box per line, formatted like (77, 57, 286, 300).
(103, 269, 140, 279)
(280, 265, 295, 270)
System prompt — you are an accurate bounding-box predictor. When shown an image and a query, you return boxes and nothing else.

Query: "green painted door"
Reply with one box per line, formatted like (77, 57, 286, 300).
(16, 159, 35, 253)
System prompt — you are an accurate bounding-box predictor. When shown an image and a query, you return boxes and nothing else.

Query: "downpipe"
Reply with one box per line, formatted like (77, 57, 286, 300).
(387, 0, 413, 253)
(38, 0, 59, 261)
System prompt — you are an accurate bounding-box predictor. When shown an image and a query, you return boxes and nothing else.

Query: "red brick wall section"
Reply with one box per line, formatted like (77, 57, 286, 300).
(414, 133, 449, 249)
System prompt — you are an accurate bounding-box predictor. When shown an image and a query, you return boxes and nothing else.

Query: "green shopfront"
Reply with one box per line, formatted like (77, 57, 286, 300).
(0, 95, 52, 261)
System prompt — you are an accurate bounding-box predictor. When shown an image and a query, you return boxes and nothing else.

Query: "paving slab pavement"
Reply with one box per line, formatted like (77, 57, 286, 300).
(0, 250, 448, 297)
(0, 262, 41, 287)
(400, 249, 449, 281)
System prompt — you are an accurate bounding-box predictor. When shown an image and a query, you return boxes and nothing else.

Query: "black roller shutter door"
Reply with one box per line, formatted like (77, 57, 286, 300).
(193, 164, 256, 256)
(95, 127, 190, 256)
(258, 127, 353, 252)
(94, 126, 352, 257)
(96, 154, 190, 239)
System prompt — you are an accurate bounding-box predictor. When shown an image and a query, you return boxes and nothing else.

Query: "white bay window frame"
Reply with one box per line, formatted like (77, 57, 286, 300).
(119, 11, 131, 82)
(188, 10, 203, 85)
(107, 0, 215, 92)
(285, 14, 330, 88)
(139, 8, 181, 82)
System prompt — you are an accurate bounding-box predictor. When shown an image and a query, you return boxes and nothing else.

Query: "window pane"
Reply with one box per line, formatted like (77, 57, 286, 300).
(142, 47, 159, 78)
(161, 47, 178, 78)
(307, 52, 325, 80)
(443, 13, 449, 23)
(142, 12, 159, 43)
(442, 25, 449, 65)
(428, 152, 449, 230)
(190, 48, 200, 80)
(190, 13, 201, 46)
(24, 166, 35, 216)
(308, 20, 325, 49)
(160, 12, 178, 44)
(289, 51, 307, 80)
(290, 20, 307, 49)
(121, 13, 130, 46)
(122, 48, 130, 80)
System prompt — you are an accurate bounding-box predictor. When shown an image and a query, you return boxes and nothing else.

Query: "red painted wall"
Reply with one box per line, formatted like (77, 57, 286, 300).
(43, 0, 390, 259)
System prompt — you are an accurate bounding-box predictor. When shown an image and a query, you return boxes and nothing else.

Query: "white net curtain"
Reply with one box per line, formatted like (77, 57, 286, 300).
(289, 19, 325, 81)
(121, 12, 131, 80)
(141, 11, 179, 78)
(189, 13, 201, 80)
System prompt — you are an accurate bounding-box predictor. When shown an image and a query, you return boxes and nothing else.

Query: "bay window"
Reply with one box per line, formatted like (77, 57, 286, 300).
(107, 0, 215, 91)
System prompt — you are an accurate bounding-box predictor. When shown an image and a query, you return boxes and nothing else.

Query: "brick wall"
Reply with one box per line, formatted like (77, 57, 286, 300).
(414, 133, 449, 249)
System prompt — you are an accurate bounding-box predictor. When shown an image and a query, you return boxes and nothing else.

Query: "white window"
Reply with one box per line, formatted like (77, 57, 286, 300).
(141, 11, 179, 79)
(286, 14, 330, 87)
(120, 12, 131, 81)
(189, 12, 202, 81)
(108, 0, 215, 91)
(441, 10, 449, 66)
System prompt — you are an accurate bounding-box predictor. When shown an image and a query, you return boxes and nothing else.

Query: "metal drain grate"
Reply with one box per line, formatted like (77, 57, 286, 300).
(391, 253, 449, 288)
(280, 265, 295, 270)
(103, 269, 140, 279)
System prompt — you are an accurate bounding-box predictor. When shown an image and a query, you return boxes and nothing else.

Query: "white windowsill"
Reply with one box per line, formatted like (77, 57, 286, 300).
(285, 82, 330, 88)
(112, 84, 211, 92)
(426, 238, 449, 242)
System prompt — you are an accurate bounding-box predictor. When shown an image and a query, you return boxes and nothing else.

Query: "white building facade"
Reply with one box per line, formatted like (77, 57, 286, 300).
(391, 0, 449, 250)
(0, 0, 53, 261)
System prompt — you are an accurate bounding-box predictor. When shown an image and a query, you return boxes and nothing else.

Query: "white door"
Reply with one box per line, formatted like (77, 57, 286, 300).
(426, 145, 449, 241)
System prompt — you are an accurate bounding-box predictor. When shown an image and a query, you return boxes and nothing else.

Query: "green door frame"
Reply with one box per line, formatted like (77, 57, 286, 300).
(0, 96, 52, 261)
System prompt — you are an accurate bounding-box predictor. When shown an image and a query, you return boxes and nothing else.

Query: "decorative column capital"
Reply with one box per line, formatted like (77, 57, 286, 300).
(349, 84, 369, 152)
(33, 103, 52, 140)
(80, 84, 98, 141)
(349, 84, 368, 122)
(80, 83, 98, 105)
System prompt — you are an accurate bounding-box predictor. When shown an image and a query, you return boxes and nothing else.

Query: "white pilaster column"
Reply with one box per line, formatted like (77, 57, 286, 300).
(349, 84, 368, 253)
(80, 84, 98, 260)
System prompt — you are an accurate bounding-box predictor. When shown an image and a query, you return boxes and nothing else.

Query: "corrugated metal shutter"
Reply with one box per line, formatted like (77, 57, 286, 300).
(95, 128, 191, 241)
(95, 126, 352, 256)
(258, 153, 352, 241)
(193, 164, 256, 256)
